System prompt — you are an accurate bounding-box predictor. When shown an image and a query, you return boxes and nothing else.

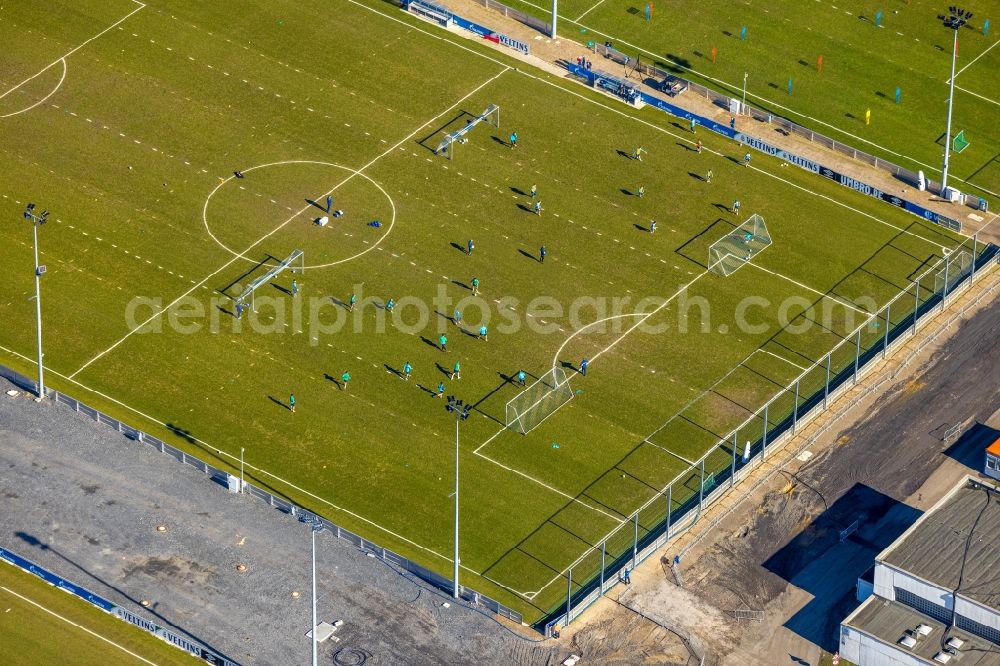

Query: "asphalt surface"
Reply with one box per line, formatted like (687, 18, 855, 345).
(0, 380, 572, 666)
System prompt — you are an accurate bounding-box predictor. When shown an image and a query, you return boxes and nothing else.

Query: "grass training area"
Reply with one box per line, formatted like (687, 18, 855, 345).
(0, 0, 988, 624)
(503, 0, 1000, 202)
(0, 562, 198, 665)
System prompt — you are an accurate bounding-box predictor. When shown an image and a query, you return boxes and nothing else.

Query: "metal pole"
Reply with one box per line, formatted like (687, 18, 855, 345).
(599, 541, 606, 593)
(550, 0, 557, 38)
(311, 526, 318, 666)
(741, 72, 748, 113)
(666, 486, 672, 539)
(913, 280, 920, 336)
(971, 234, 979, 281)
(853, 328, 861, 382)
(730, 432, 737, 487)
(31, 223, 44, 401)
(824, 353, 831, 409)
(792, 380, 800, 433)
(632, 513, 638, 569)
(942, 254, 951, 305)
(453, 417, 460, 599)
(566, 567, 572, 622)
(761, 404, 769, 459)
(697, 459, 705, 512)
(240, 447, 245, 494)
(941, 28, 959, 194)
(882, 303, 891, 359)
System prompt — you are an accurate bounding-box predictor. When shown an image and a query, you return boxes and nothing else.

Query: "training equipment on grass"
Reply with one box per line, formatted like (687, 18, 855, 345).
(505, 366, 574, 434)
(237, 249, 304, 310)
(708, 214, 771, 276)
(952, 130, 970, 153)
(435, 104, 500, 160)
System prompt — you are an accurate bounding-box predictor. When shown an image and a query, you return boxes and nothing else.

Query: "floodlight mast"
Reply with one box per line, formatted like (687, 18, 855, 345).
(445, 396, 472, 599)
(24, 204, 49, 401)
(941, 7, 972, 195)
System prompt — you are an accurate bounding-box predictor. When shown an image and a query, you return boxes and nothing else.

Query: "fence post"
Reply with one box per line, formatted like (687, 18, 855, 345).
(566, 568, 572, 623)
(824, 353, 831, 409)
(792, 379, 800, 433)
(632, 513, 639, 569)
(913, 280, 920, 336)
(666, 485, 672, 539)
(853, 328, 861, 383)
(730, 431, 737, 487)
(942, 254, 950, 306)
(761, 404, 769, 460)
(971, 234, 979, 281)
(600, 541, 606, 593)
(882, 302, 891, 359)
(698, 458, 705, 512)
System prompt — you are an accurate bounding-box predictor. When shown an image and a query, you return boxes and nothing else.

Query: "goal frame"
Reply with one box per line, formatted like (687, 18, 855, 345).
(238, 250, 304, 311)
(505, 366, 574, 435)
(708, 214, 772, 277)
(435, 104, 500, 160)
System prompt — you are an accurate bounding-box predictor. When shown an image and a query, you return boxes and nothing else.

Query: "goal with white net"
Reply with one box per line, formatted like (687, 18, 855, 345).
(505, 366, 574, 435)
(434, 104, 500, 160)
(237, 249, 304, 310)
(708, 214, 771, 277)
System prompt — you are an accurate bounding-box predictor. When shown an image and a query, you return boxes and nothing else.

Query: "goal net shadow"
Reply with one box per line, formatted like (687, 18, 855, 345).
(505, 366, 574, 435)
(708, 214, 772, 277)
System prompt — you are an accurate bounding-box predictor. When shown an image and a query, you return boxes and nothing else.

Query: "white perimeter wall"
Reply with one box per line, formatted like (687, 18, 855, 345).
(840, 626, 930, 666)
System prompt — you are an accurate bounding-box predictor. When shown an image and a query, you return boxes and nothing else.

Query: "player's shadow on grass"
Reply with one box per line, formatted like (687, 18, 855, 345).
(422, 336, 444, 351)
(451, 279, 471, 291)
(330, 296, 347, 309)
(304, 198, 327, 213)
(323, 374, 345, 389)
(620, 188, 634, 196)
(384, 364, 403, 378)
(558, 360, 579, 373)
(515, 203, 534, 214)
(268, 396, 293, 411)
(616, 149, 634, 160)
(518, 248, 541, 262)
(510, 186, 527, 196)
(676, 142, 698, 152)
(491, 135, 509, 147)
(436, 310, 456, 325)
(416, 384, 438, 397)
(688, 171, 704, 181)
(634, 223, 651, 232)
(450, 242, 468, 255)
(435, 363, 451, 377)
(271, 283, 291, 295)
(725, 155, 742, 166)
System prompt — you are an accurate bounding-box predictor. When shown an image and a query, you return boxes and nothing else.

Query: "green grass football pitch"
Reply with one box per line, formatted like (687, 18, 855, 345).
(0, 563, 199, 665)
(0, 0, 977, 622)
(502, 0, 1000, 202)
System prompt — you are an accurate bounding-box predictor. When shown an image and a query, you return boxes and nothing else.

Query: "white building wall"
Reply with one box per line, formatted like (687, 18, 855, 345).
(840, 626, 929, 666)
(874, 564, 952, 610)
(955, 595, 1000, 633)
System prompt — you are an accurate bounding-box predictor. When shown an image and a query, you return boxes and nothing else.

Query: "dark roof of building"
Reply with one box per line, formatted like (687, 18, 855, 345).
(845, 596, 1000, 666)
(881, 479, 1000, 610)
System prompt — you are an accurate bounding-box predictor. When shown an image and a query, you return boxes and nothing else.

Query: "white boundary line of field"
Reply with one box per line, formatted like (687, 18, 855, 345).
(747, 263, 871, 315)
(758, 347, 809, 372)
(0, 58, 67, 119)
(0, 0, 145, 104)
(955, 85, 1000, 108)
(14, 0, 973, 606)
(574, 0, 607, 22)
(505, 0, 996, 192)
(0, 583, 158, 666)
(949, 38, 1000, 82)
(68, 66, 510, 380)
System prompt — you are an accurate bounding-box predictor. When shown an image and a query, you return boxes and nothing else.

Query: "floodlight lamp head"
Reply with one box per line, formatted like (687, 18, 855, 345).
(40, 210, 49, 223)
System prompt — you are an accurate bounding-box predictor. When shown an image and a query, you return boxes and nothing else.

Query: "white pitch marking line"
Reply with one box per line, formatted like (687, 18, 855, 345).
(954, 84, 1000, 108)
(0, 58, 67, 119)
(756, 347, 809, 371)
(69, 66, 510, 379)
(575, 0, 607, 21)
(950, 38, 1000, 81)
(747, 263, 870, 315)
(0, 1, 145, 102)
(0, 584, 157, 666)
